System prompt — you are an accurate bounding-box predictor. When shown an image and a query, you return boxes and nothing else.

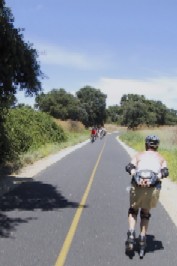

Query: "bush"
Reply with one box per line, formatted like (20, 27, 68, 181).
(2, 107, 67, 162)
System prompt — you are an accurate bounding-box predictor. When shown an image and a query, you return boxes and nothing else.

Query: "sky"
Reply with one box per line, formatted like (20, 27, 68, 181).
(5, 0, 177, 109)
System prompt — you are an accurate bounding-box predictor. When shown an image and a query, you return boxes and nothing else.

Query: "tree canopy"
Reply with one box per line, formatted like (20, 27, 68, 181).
(0, 0, 43, 108)
(76, 86, 107, 127)
(106, 94, 177, 128)
(35, 86, 107, 128)
(35, 88, 80, 120)
(0, 0, 43, 164)
(106, 105, 122, 124)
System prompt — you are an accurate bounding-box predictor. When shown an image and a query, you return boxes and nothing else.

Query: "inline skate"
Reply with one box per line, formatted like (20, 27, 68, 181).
(139, 235, 146, 258)
(125, 230, 136, 255)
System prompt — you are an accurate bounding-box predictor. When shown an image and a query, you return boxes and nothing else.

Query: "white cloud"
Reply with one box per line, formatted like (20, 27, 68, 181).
(94, 77, 177, 110)
(36, 42, 107, 70)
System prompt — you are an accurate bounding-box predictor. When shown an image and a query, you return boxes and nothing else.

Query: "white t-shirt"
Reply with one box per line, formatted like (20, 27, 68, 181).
(131, 150, 166, 173)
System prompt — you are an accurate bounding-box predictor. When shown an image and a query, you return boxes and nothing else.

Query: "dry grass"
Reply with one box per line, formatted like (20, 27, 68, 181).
(104, 124, 127, 133)
(54, 119, 85, 133)
(133, 126, 177, 150)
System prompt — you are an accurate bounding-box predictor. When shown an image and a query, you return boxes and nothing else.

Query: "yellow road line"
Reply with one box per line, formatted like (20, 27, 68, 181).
(55, 142, 106, 266)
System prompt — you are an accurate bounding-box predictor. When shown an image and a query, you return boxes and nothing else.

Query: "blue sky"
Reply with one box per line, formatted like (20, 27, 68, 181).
(5, 0, 177, 109)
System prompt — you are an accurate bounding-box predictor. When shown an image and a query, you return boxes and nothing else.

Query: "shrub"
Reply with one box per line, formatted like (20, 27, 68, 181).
(2, 107, 67, 162)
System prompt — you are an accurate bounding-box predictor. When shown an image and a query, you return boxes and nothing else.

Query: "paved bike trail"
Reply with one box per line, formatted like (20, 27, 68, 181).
(0, 133, 176, 266)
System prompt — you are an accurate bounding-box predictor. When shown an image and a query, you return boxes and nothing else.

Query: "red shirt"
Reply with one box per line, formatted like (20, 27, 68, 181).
(91, 129, 96, 135)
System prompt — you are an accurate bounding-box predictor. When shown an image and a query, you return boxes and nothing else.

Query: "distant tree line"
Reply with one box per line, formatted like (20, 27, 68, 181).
(106, 94, 177, 128)
(35, 86, 107, 128)
(34, 89, 177, 129)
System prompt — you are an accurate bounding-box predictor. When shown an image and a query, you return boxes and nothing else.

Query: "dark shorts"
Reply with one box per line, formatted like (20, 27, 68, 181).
(130, 184, 160, 209)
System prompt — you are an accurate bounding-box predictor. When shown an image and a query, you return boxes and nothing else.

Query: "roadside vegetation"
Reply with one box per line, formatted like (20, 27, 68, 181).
(119, 126, 177, 182)
(0, 107, 89, 174)
(19, 118, 89, 169)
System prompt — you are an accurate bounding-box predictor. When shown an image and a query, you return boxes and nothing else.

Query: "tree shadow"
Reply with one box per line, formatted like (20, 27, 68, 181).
(125, 234, 164, 259)
(0, 176, 87, 237)
(0, 177, 87, 211)
(0, 213, 36, 238)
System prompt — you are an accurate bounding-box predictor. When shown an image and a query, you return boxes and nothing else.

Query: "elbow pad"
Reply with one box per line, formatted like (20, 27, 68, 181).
(125, 163, 136, 175)
(161, 167, 169, 178)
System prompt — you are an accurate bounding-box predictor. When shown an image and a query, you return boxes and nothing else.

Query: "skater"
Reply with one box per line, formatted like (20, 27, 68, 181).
(125, 135, 169, 258)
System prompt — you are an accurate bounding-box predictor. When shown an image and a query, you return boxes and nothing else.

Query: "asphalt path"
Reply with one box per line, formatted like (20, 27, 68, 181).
(0, 133, 176, 266)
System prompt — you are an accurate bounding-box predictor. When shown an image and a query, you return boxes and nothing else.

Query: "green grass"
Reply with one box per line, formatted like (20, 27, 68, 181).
(119, 127, 177, 182)
(19, 130, 89, 169)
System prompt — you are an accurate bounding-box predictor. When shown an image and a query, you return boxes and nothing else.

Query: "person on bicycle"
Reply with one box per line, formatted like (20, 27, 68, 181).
(91, 127, 97, 136)
(90, 127, 97, 142)
(125, 135, 169, 256)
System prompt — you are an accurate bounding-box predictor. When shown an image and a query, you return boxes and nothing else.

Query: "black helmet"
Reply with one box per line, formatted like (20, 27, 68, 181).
(145, 135, 160, 149)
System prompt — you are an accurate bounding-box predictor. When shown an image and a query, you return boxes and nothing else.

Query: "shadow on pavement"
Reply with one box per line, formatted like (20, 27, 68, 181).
(0, 213, 36, 238)
(0, 176, 87, 237)
(0, 177, 86, 211)
(146, 234, 164, 253)
(125, 234, 164, 259)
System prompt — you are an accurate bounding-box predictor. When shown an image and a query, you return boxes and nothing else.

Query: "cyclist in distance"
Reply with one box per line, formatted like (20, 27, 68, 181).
(90, 127, 97, 142)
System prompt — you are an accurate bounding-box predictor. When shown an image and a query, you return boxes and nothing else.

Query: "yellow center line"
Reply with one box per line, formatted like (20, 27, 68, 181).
(55, 141, 106, 266)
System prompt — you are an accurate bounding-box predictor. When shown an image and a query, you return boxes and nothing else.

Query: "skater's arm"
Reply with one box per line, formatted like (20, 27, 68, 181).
(125, 156, 138, 175)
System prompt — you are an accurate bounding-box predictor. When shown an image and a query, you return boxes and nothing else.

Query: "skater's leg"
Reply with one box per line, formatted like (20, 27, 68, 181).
(139, 208, 151, 258)
(128, 207, 138, 231)
(140, 208, 151, 236)
(126, 208, 138, 250)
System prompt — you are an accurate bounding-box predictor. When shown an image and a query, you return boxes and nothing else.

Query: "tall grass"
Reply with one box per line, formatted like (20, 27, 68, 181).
(119, 127, 177, 182)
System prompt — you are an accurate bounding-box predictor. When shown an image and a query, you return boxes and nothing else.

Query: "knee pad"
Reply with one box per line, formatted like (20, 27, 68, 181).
(140, 210, 151, 220)
(128, 207, 138, 217)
